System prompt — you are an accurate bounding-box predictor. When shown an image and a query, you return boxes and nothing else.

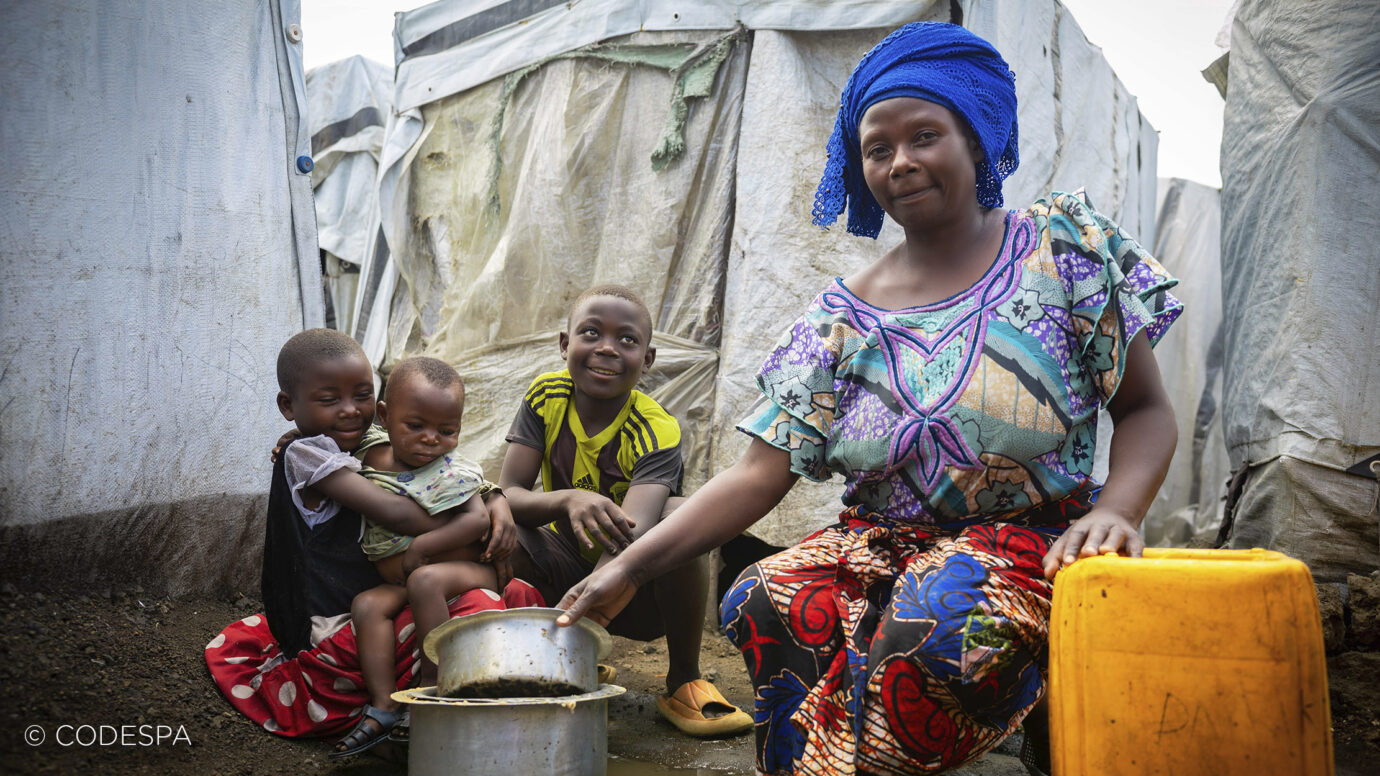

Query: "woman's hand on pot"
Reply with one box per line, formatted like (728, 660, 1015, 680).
(1042, 508, 1144, 579)
(556, 564, 639, 629)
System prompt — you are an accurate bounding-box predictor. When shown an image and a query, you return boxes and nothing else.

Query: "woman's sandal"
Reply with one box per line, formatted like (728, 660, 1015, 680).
(330, 704, 404, 758)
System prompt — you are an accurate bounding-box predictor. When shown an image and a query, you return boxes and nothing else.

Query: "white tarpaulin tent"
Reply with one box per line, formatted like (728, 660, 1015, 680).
(0, 0, 320, 595)
(1217, 0, 1380, 580)
(1142, 178, 1230, 548)
(306, 55, 392, 333)
(354, 0, 1160, 544)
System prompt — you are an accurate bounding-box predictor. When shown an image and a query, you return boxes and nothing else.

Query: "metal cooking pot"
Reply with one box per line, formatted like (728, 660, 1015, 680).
(423, 607, 611, 698)
(392, 684, 625, 776)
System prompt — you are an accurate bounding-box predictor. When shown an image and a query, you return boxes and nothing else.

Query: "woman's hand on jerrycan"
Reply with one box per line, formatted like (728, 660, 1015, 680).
(1042, 508, 1144, 580)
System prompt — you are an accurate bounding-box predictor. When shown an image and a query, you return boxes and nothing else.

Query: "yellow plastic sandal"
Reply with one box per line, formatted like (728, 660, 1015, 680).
(655, 679, 753, 738)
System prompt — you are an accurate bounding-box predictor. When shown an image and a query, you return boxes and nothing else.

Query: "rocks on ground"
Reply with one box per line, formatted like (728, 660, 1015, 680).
(1345, 571, 1380, 650)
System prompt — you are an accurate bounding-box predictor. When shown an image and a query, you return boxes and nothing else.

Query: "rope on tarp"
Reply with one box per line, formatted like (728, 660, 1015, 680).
(482, 27, 748, 215)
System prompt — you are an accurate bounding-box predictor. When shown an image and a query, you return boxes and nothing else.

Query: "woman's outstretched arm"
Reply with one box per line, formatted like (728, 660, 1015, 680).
(1043, 331, 1177, 577)
(557, 438, 799, 627)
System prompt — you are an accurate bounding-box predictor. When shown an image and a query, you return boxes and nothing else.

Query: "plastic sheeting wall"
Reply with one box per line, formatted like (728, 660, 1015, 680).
(389, 28, 750, 486)
(1218, 0, 1380, 580)
(373, 0, 1161, 545)
(306, 56, 392, 332)
(1141, 179, 1230, 548)
(391, 0, 952, 115)
(0, 0, 320, 595)
(961, 0, 1158, 238)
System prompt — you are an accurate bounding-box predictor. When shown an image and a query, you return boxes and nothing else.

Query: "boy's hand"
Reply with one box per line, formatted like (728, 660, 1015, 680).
(270, 428, 302, 463)
(562, 491, 636, 555)
(481, 493, 517, 562)
(492, 557, 514, 592)
(1042, 508, 1144, 579)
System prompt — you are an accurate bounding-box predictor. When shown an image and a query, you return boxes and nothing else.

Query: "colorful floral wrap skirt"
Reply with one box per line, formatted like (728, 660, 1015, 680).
(721, 493, 1091, 775)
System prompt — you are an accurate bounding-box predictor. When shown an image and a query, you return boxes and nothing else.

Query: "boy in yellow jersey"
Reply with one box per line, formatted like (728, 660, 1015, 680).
(500, 285, 752, 738)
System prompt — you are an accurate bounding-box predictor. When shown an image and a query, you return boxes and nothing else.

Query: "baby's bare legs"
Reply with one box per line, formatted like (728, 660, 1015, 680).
(339, 584, 409, 749)
(406, 561, 499, 687)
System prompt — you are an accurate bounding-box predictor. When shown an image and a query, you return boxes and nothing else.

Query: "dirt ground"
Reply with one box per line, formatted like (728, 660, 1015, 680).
(0, 587, 769, 776)
(0, 586, 1375, 775)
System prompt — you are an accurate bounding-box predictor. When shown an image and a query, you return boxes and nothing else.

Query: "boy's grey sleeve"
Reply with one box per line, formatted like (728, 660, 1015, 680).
(629, 445, 684, 495)
(505, 401, 545, 450)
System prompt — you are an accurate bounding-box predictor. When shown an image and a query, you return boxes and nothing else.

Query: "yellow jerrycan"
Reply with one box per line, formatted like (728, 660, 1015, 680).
(1048, 547, 1332, 775)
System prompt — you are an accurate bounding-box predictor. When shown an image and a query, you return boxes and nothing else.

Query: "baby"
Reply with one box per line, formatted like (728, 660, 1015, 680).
(335, 356, 499, 757)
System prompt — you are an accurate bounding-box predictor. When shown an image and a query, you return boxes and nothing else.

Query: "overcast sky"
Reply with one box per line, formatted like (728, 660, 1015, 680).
(300, 0, 1233, 187)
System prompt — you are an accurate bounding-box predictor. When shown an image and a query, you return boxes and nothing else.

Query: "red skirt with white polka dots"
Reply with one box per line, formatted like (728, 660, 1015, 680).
(205, 581, 544, 737)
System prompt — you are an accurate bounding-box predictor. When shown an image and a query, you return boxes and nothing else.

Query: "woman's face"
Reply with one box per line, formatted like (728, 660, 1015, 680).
(858, 97, 980, 230)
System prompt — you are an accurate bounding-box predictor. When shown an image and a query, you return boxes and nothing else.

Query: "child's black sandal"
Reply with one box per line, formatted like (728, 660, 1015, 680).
(330, 704, 403, 758)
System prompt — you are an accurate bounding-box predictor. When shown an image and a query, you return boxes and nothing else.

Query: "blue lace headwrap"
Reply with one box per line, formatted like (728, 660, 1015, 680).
(812, 22, 1019, 238)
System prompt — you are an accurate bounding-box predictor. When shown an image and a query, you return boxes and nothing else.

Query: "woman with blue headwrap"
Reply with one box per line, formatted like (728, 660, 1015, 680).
(558, 22, 1182, 775)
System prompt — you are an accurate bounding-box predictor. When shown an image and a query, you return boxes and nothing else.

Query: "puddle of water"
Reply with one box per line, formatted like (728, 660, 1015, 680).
(607, 757, 731, 775)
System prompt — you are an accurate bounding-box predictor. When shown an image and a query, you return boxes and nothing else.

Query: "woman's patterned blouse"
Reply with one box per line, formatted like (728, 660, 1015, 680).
(739, 191, 1183, 525)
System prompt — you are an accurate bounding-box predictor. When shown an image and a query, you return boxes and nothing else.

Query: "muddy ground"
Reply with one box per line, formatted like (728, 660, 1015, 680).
(0, 587, 1374, 775)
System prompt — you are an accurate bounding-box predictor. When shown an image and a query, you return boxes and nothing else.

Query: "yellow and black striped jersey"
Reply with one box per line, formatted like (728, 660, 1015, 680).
(506, 369, 682, 561)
